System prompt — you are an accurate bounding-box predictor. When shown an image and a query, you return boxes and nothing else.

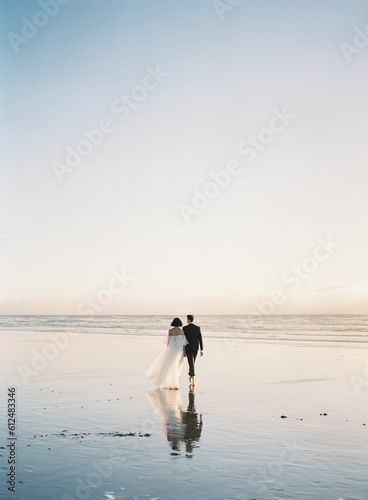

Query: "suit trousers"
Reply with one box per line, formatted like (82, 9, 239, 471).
(186, 348, 198, 377)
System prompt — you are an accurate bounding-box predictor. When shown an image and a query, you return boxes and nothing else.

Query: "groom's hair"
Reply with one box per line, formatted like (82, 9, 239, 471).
(187, 314, 194, 323)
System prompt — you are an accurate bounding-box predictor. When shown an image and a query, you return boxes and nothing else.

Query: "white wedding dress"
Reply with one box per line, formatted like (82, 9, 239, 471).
(146, 328, 188, 389)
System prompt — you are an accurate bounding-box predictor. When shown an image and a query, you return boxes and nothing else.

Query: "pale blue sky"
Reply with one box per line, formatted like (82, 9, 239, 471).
(1, 0, 368, 314)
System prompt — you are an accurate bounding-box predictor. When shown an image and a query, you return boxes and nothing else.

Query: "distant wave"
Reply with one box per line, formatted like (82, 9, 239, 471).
(1, 315, 368, 343)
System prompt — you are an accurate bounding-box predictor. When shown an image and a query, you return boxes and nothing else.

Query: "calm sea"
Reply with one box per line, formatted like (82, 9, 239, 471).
(0, 315, 367, 343)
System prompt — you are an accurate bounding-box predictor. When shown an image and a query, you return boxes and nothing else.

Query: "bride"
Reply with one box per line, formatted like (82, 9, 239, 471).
(146, 317, 188, 389)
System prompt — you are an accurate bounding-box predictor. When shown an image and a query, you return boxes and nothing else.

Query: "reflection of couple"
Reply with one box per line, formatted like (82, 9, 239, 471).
(146, 315, 204, 389)
(147, 388, 203, 457)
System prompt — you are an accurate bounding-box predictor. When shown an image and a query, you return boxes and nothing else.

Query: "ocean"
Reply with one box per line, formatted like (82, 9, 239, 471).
(1, 314, 367, 343)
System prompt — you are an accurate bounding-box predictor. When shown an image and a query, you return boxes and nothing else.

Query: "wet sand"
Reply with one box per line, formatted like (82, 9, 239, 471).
(0, 331, 367, 499)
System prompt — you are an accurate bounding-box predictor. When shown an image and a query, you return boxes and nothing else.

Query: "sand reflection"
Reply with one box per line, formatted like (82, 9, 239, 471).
(147, 388, 203, 457)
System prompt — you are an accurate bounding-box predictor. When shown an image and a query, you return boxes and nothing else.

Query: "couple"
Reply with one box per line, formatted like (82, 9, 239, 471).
(146, 315, 204, 389)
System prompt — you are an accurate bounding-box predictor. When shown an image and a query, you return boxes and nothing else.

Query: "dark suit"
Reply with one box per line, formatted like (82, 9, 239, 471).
(165, 391, 203, 457)
(181, 391, 203, 455)
(183, 323, 203, 377)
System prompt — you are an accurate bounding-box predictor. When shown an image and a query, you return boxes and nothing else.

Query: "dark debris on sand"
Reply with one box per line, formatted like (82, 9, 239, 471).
(34, 431, 151, 439)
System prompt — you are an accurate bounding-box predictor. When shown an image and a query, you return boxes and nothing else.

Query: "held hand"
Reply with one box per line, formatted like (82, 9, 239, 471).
(200, 351, 203, 356)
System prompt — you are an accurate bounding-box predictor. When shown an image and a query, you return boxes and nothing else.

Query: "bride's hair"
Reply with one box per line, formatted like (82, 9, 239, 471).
(171, 317, 183, 327)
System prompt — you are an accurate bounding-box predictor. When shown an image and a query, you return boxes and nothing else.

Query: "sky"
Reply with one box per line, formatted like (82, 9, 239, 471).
(1, 0, 368, 315)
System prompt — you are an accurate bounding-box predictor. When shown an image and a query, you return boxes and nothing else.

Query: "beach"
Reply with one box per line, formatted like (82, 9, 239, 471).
(0, 323, 367, 500)
(3, 0, 368, 498)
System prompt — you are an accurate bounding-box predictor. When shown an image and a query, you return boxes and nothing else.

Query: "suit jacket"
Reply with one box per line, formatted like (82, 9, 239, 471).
(183, 323, 203, 352)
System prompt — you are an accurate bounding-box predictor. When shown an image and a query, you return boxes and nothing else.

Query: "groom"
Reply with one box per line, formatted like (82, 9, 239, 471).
(183, 315, 203, 386)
